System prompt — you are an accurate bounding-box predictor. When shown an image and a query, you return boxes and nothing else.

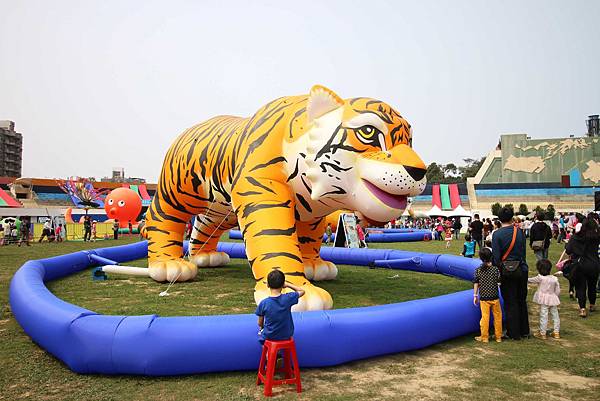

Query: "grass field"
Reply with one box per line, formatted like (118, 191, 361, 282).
(1, 235, 599, 401)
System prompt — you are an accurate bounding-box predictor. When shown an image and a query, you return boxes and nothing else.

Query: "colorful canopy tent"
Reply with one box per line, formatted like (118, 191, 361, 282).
(0, 187, 22, 207)
(439, 184, 451, 210)
(431, 183, 461, 210)
(448, 205, 471, 217)
(431, 184, 441, 208)
(138, 185, 152, 201)
(448, 184, 461, 209)
(121, 184, 152, 206)
(426, 205, 448, 217)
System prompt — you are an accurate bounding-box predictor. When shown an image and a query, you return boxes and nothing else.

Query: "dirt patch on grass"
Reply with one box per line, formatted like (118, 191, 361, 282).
(299, 348, 475, 400)
(527, 370, 600, 390)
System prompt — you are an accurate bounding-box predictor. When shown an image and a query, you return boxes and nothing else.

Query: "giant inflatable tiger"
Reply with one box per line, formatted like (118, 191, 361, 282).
(145, 85, 427, 311)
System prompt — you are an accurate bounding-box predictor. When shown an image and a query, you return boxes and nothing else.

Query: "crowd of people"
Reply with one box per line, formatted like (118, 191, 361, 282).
(389, 208, 599, 341)
(469, 207, 600, 342)
(0, 216, 134, 244)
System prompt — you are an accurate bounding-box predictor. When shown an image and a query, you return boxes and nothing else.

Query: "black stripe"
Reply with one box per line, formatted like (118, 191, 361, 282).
(241, 221, 255, 237)
(296, 193, 312, 213)
(261, 252, 303, 263)
(161, 240, 183, 249)
(319, 161, 352, 173)
(309, 217, 324, 230)
(298, 236, 316, 243)
(245, 176, 275, 194)
(149, 195, 186, 224)
(236, 190, 262, 197)
(255, 227, 296, 236)
(321, 185, 347, 196)
(145, 226, 170, 235)
(242, 200, 291, 219)
(288, 105, 307, 138)
(250, 156, 287, 172)
(286, 158, 299, 182)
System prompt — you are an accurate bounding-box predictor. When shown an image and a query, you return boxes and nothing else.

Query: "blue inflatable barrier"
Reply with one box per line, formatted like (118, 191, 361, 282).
(88, 254, 118, 266)
(10, 241, 482, 376)
(228, 229, 431, 243)
(367, 228, 431, 233)
(372, 257, 422, 269)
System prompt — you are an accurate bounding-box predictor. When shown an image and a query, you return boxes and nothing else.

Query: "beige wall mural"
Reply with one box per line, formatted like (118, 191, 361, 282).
(582, 160, 600, 183)
(504, 155, 546, 174)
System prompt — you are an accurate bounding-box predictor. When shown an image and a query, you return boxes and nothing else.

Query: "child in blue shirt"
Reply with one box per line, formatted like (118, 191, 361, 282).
(256, 270, 305, 343)
(462, 234, 476, 258)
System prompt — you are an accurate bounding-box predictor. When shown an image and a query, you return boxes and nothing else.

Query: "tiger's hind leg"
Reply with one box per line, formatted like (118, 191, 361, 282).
(189, 203, 237, 267)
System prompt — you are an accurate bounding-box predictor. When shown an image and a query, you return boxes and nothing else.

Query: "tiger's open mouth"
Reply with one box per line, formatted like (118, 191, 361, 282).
(362, 179, 407, 210)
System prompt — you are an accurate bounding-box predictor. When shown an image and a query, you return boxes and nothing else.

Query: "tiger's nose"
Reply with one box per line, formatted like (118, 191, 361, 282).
(388, 144, 427, 178)
(403, 166, 426, 181)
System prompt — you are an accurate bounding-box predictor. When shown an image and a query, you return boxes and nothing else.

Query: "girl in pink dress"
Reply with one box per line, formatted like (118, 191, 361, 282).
(528, 259, 561, 339)
(444, 227, 453, 248)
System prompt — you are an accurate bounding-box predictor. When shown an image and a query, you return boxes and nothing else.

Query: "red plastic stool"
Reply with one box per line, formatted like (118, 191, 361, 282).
(256, 338, 302, 396)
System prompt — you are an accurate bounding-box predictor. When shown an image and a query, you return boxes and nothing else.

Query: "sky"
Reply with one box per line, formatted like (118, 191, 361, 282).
(1, 0, 599, 182)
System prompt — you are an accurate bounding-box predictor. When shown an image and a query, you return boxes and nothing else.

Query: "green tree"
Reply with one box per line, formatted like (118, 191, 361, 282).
(426, 162, 444, 183)
(518, 204, 529, 216)
(545, 204, 556, 221)
(443, 163, 459, 177)
(426, 155, 486, 184)
(459, 157, 486, 181)
(504, 203, 514, 212)
(491, 202, 502, 216)
(533, 205, 544, 218)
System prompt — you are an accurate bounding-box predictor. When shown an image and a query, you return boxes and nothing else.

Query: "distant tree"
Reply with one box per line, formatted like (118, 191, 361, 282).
(459, 157, 486, 181)
(491, 202, 502, 216)
(443, 163, 459, 177)
(518, 204, 529, 216)
(534, 205, 545, 218)
(426, 155, 486, 184)
(426, 162, 445, 183)
(504, 203, 514, 212)
(545, 204, 556, 221)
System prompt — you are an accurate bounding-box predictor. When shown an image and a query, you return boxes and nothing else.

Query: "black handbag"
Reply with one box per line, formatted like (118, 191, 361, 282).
(562, 257, 581, 280)
(501, 227, 522, 279)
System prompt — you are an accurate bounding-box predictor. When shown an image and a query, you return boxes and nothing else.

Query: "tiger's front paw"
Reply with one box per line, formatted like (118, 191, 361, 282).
(190, 251, 230, 267)
(148, 259, 198, 282)
(254, 280, 333, 311)
(303, 258, 338, 281)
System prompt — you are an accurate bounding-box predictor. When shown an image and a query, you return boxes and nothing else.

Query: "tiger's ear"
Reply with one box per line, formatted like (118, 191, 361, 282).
(307, 85, 344, 124)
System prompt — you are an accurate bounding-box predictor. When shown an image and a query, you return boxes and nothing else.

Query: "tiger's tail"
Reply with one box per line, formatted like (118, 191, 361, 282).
(138, 220, 147, 239)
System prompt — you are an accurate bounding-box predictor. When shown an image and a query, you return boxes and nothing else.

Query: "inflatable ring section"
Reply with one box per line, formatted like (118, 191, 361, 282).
(229, 229, 432, 243)
(10, 241, 482, 376)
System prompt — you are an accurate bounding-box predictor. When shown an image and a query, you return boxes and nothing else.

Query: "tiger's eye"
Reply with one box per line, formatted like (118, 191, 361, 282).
(359, 126, 376, 139)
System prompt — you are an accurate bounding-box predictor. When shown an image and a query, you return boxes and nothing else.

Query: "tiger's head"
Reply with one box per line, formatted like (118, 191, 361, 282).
(287, 85, 427, 225)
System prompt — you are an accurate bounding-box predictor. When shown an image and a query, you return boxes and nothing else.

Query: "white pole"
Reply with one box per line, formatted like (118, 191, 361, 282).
(101, 265, 150, 277)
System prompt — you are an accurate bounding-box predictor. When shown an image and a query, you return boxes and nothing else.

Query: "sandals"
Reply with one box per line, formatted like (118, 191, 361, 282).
(589, 305, 596, 312)
(579, 308, 587, 318)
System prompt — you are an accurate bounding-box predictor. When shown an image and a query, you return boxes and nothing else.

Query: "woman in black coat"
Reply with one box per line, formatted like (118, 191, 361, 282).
(565, 215, 600, 317)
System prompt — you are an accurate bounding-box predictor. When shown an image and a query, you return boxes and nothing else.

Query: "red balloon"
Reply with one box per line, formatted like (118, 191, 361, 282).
(104, 188, 142, 228)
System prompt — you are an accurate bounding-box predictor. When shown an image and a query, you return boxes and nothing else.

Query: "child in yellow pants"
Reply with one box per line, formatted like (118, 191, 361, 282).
(473, 247, 503, 343)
